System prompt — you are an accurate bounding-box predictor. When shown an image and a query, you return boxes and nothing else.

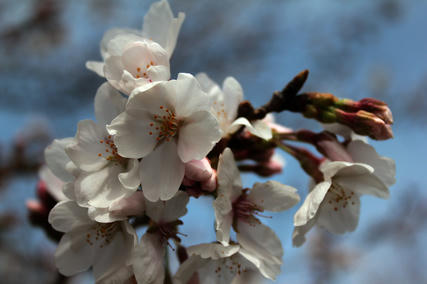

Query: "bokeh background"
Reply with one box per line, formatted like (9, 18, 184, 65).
(0, 0, 426, 283)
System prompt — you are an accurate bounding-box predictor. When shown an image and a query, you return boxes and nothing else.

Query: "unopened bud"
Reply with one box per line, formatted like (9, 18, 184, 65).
(335, 109, 393, 140)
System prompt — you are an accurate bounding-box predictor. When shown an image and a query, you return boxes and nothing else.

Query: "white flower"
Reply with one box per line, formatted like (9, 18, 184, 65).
(174, 242, 273, 283)
(48, 200, 137, 281)
(108, 73, 221, 201)
(86, 0, 185, 95)
(196, 73, 272, 140)
(292, 160, 391, 247)
(213, 148, 300, 279)
(132, 191, 189, 284)
(65, 83, 140, 218)
(38, 165, 67, 201)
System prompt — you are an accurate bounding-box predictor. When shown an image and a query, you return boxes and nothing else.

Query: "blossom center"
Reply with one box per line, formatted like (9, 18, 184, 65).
(134, 61, 155, 82)
(327, 182, 356, 212)
(148, 106, 180, 142)
(215, 255, 247, 277)
(232, 191, 266, 224)
(86, 222, 119, 248)
(98, 135, 127, 166)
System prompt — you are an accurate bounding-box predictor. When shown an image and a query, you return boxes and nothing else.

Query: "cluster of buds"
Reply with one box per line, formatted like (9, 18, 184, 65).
(28, 1, 396, 283)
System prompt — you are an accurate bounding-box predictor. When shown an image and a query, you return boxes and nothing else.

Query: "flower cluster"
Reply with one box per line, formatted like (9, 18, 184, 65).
(31, 1, 396, 283)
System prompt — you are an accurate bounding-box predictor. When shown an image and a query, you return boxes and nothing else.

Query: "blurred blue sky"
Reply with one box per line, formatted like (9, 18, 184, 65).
(0, 0, 426, 283)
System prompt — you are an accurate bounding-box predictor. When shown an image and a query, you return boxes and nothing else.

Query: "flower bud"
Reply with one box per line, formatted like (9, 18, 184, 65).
(335, 109, 393, 140)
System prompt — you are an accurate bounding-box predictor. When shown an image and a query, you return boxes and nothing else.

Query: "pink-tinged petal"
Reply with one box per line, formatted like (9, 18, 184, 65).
(48, 200, 92, 233)
(93, 222, 136, 281)
(236, 222, 283, 280)
(94, 82, 126, 126)
(177, 110, 221, 162)
(86, 61, 105, 77)
(248, 181, 300, 212)
(118, 159, 140, 190)
(66, 120, 109, 172)
(132, 233, 165, 284)
(202, 173, 217, 192)
(142, 0, 185, 57)
(107, 111, 157, 158)
(346, 140, 396, 187)
(187, 243, 240, 259)
(55, 232, 95, 277)
(184, 158, 213, 181)
(140, 142, 185, 202)
(292, 217, 316, 247)
(145, 191, 189, 223)
(75, 164, 135, 208)
(44, 137, 75, 182)
(174, 73, 211, 116)
(222, 76, 243, 122)
(317, 192, 361, 234)
(293, 181, 331, 226)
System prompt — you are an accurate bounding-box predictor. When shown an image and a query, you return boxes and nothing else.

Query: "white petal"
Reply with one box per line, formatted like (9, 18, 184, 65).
(107, 111, 157, 158)
(147, 64, 171, 82)
(86, 61, 105, 77)
(187, 243, 240, 259)
(132, 233, 165, 284)
(145, 191, 189, 223)
(140, 142, 185, 201)
(44, 137, 75, 182)
(88, 206, 126, 223)
(317, 192, 361, 234)
(232, 270, 264, 284)
(93, 222, 136, 281)
(236, 222, 283, 280)
(101, 28, 143, 58)
(174, 255, 209, 284)
(48, 200, 92, 233)
(142, 0, 185, 57)
(39, 166, 66, 201)
(177, 110, 221, 163)
(174, 73, 211, 116)
(293, 181, 331, 226)
(66, 120, 109, 172)
(346, 140, 396, 187)
(74, 164, 135, 208)
(217, 148, 243, 203)
(118, 159, 140, 190)
(63, 182, 76, 201)
(214, 209, 233, 246)
(222, 76, 243, 122)
(97, 265, 134, 284)
(292, 217, 317, 247)
(109, 191, 146, 218)
(228, 117, 272, 140)
(196, 72, 218, 93)
(55, 232, 95, 277)
(248, 181, 300, 212)
(94, 82, 126, 126)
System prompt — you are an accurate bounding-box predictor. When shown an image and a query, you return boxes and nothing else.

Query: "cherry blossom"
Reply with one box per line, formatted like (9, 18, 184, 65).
(65, 83, 140, 219)
(108, 73, 221, 201)
(86, 0, 185, 95)
(292, 160, 391, 247)
(213, 148, 300, 278)
(196, 72, 272, 140)
(48, 200, 137, 281)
